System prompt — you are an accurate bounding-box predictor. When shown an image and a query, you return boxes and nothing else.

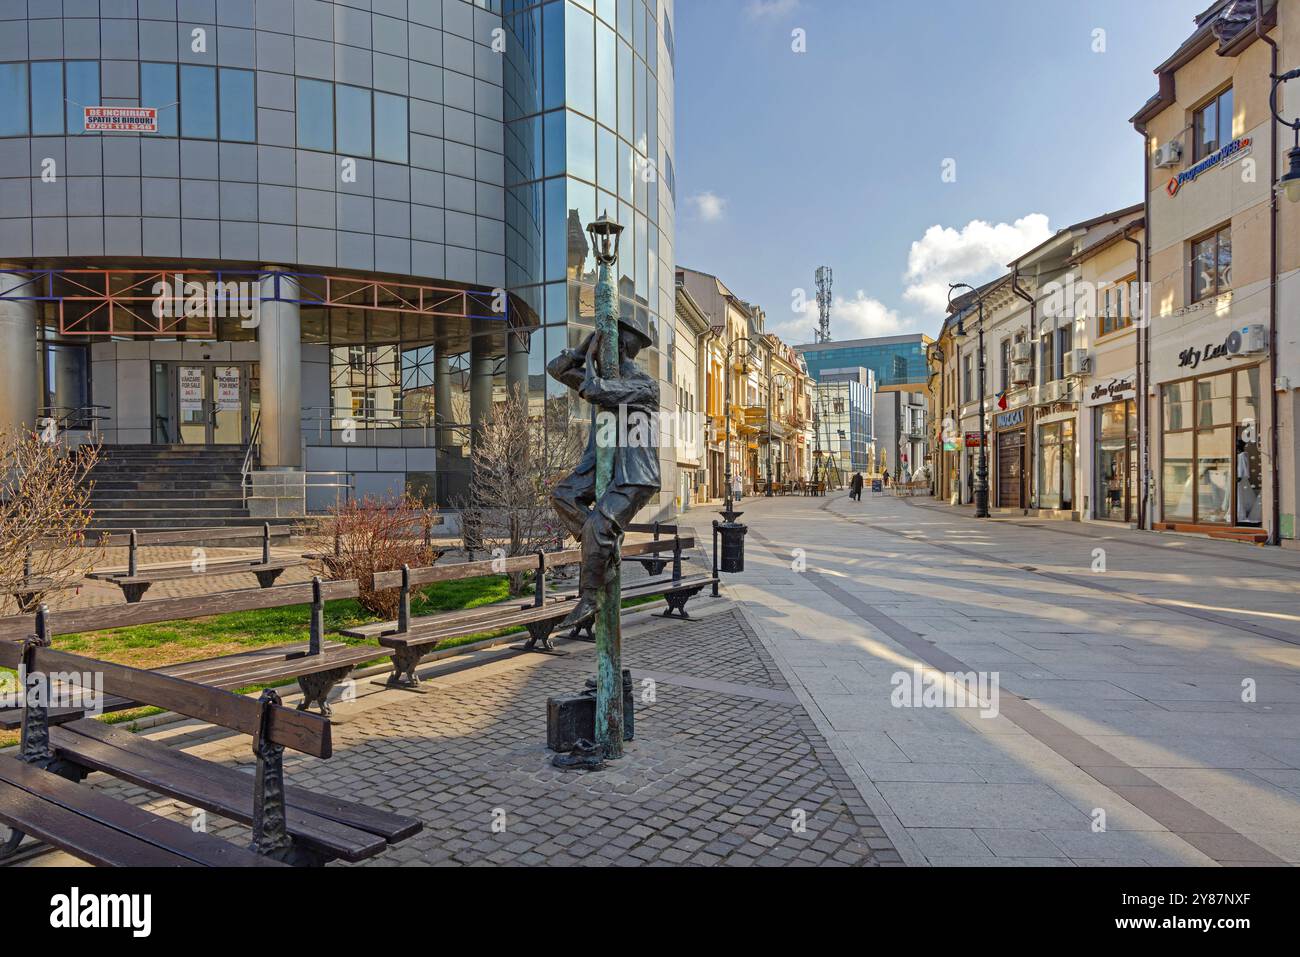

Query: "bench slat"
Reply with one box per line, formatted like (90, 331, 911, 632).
(49, 724, 390, 862)
(0, 645, 332, 759)
(380, 601, 572, 650)
(0, 777, 201, 867)
(370, 537, 694, 592)
(340, 597, 556, 639)
(0, 758, 282, 867)
(0, 643, 346, 730)
(65, 719, 421, 843)
(88, 559, 305, 585)
(0, 579, 361, 642)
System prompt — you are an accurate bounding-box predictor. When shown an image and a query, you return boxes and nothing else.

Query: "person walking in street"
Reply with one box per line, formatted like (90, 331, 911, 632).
(882, 467, 891, 488)
(850, 471, 864, 501)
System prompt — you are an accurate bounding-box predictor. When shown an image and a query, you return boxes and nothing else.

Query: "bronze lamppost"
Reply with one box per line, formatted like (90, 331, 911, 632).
(546, 211, 659, 766)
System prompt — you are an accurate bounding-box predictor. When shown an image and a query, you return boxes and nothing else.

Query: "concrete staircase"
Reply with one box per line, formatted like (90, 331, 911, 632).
(86, 445, 265, 532)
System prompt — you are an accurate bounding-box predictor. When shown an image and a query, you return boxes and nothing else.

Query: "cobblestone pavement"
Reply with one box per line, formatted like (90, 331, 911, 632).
(697, 491, 1300, 866)
(48, 606, 902, 867)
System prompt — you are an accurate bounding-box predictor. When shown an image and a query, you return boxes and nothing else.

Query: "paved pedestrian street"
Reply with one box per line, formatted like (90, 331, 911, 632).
(707, 492, 1300, 866)
(42, 601, 900, 868)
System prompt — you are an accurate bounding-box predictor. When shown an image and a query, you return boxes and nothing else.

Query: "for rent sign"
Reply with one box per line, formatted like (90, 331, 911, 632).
(84, 107, 158, 133)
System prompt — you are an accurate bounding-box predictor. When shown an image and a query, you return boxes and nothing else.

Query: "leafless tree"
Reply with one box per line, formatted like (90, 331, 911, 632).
(304, 494, 444, 619)
(458, 386, 586, 594)
(0, 429, 103, 613)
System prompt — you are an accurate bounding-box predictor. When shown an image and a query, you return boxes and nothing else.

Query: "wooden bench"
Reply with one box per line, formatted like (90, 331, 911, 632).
(0, 608, 420, 866)
(87, 525, 307, 602)
(564, 535, 717, 639)
(0, 578, 383, 721)
(357, 537, 694, 687)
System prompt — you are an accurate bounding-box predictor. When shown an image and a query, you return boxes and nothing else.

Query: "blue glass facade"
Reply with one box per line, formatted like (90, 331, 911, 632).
(797, 336, 930, 388)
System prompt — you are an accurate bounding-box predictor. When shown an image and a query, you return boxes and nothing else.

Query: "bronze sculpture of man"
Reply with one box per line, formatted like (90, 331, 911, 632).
(547, 315, 660, 630)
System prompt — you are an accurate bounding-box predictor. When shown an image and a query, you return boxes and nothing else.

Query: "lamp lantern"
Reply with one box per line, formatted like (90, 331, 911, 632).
(587, 210, 624, 266)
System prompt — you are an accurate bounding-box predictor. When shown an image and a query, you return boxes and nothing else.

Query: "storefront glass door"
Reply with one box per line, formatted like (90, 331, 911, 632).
(1161, 368, 1262, 526)
(157, 362, 252, 446)
(1095, 400, 1136, 522)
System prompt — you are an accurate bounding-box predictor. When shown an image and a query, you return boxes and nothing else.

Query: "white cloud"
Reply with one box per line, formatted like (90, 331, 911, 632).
(686, 190, 727, 223)
(772, 289, 906, 345)
(902, 214, 1053, 315)
(746, 0, 800, 19)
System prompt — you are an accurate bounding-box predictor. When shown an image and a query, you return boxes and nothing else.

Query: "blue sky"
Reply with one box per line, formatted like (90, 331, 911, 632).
(673, 0, 1201, 344)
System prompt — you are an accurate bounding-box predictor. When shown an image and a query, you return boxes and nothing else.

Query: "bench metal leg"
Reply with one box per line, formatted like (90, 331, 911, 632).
(658, 586, 705, 621)
(251, 690, 294, 862)
(643, 559, 667, 576)
(296, 665, 355, 716)
(386, 647, 425, 689)
(253, 568, 286, 589)
(0, 825, 24, 860)
(522, 619, 559, 653)
(120, 582, 151, 603)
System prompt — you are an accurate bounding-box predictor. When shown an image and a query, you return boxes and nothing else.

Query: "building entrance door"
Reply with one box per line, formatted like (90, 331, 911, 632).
(997, 428, 1026, 508)
(154, 362, 254, 445)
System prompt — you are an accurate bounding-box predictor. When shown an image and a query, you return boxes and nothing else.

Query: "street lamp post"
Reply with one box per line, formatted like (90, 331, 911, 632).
(1271, 68, 1300, 204)
(722, 335, 752, 518)
(765, 372, 791, 496)
(587, 212, 626, 757)
(948, 283, 990, 519)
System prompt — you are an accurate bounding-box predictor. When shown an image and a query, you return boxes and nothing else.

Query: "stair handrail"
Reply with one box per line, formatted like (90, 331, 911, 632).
(241, 410, 262, 507)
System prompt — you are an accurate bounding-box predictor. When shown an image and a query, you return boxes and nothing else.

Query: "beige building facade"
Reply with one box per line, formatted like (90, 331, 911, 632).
(1132, 0, 1298, 543)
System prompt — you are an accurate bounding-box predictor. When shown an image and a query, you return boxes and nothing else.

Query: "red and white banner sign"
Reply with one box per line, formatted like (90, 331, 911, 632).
(84, 107, 158, 133)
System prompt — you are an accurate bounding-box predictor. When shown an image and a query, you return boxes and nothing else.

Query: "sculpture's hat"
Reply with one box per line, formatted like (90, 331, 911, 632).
(617, 310, 653, 352)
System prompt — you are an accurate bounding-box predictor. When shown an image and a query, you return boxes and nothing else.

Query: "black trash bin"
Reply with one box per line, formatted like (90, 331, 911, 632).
(715, 519, 748, 574)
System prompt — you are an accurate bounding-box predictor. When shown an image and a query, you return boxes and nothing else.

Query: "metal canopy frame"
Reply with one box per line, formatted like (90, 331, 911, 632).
(0, 268, 512, 337)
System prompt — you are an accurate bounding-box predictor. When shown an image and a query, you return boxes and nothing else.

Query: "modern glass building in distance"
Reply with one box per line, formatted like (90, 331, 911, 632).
(795, 333, 932, 389)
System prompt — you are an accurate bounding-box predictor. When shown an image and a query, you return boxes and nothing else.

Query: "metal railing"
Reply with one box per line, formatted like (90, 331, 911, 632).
(37, 405, 112, 439)
(240, 410, 262, 508)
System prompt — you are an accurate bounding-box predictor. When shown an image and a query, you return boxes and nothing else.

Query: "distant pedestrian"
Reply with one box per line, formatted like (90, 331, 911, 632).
(850, 472, 864, 501)
(882, 468, 891, 487)
(732, 473, 743, 503)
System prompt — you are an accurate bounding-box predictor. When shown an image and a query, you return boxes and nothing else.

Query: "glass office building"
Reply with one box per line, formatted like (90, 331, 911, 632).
(796, 334, 931, 388)
(0, 0, 676, 517)
(814, 378, 872, 482)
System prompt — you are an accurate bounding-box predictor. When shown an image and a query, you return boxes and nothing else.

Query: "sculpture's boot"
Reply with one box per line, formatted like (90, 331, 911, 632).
(552, 738, 606, 771)
(560, 591, 598, 629)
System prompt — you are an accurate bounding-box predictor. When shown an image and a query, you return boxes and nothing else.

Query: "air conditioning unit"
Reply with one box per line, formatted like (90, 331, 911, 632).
(1228, 323, 1268, 357)
(1011, 341, 1033, 363)
(1064, 349, 1091, 378)
(1154, 140, 1182, 168)
(1011, 360, 1032, 386)
(1038, 381, 1063, 405)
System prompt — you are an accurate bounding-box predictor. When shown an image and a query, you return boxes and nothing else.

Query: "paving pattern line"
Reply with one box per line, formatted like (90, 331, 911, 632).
(747, 523, 1285, 866)
(900, 496, 1300, 574)
(823, 496, 1300, 649)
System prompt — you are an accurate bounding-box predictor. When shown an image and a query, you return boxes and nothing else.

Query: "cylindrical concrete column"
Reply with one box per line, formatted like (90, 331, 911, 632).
(434, 342, 453, 452)
(0, 271, 39, 433)
(258, 269, 302, 468)
(469, 318, 494, 446)
(506, 326, 530, 408)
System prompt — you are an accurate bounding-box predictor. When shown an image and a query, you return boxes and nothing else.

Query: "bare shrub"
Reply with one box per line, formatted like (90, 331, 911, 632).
(458, 387, 586, 594)
(305, 495, 443, 618)
(0, 429, 103, 613)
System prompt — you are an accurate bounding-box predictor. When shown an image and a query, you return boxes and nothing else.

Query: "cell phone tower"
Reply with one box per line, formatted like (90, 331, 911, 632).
(815, 266, 833, 343)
